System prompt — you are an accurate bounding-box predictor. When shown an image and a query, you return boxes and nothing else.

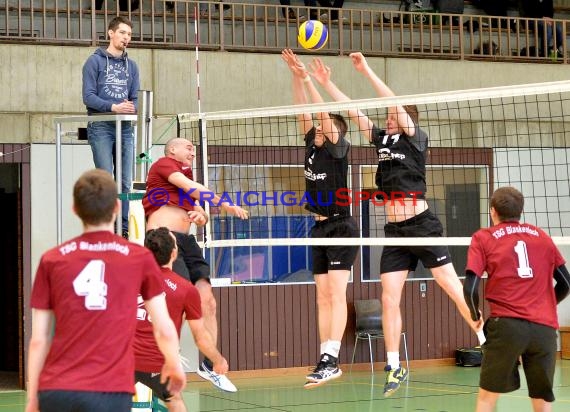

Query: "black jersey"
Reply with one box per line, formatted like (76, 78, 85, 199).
(371, 124, 428, 199)
(304, 128, 350, 217)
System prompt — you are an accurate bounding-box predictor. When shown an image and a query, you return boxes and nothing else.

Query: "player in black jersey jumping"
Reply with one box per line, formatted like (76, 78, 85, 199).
(282, 49, 359, 389)
(308, 53, 483, 396)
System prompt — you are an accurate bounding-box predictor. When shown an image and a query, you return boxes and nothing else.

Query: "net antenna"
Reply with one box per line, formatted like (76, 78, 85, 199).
(191, 4, 212, 243)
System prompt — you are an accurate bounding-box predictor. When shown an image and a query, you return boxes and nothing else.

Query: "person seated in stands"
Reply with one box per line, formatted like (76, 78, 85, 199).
(280, 0, 297, 19)
(471, 0, 514, 30)
(94, 0, 139, 11)
(311, 0, 344, 22)
(519, 0, 563, 57)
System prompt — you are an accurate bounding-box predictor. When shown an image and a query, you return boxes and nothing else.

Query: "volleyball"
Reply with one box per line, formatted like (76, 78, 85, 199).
(298, 20, 328, 51)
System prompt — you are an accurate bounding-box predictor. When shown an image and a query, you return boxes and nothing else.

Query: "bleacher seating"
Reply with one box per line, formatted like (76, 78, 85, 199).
(0, 0, 569, 63)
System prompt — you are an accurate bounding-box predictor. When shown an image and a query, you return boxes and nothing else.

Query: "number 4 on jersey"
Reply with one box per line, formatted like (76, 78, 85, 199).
(73, 260, 108, 310)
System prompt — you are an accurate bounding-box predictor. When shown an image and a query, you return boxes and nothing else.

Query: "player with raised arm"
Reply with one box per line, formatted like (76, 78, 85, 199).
(26, 169, 185, 412)
(464, 186, 570, 412)
(142, 138, 247, 392)
(282, 49, 359, 388)
(308, 53, 483, 396)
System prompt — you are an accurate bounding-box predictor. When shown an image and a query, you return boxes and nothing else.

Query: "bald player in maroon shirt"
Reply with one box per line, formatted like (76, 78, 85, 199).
(26, 169, 185, 412)
(143, 138, 247, 392)
(134, 227, 228, 411)
(464, 186, 570, 412)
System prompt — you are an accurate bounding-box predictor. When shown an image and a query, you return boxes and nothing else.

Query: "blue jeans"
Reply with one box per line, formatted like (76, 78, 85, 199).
(87, 120, 134, 233)
(533, 20, 564, 56)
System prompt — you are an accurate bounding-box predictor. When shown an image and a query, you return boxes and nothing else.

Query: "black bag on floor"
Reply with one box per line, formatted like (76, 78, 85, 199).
(455, 346, 482, 367)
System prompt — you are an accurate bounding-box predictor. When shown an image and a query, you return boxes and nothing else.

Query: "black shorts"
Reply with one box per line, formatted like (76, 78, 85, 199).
(135, 371, 172, 402)
(310, 216, 359, 274)
(172, 232, 210, 285)
(380, 209, 452, 273)
(480, 317, 557, 402)
(38, 390, 131, 412)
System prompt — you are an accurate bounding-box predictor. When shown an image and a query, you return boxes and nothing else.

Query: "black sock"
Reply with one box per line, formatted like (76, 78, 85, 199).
(321, 353, 337, 365)
(203, 357, 214, 370)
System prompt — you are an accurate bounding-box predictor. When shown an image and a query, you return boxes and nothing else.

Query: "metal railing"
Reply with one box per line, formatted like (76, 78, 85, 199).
(1, 0, 568, 63)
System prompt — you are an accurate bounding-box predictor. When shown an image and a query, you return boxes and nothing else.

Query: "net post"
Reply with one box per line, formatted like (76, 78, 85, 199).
(115, 119, 123, 236)
(136, 90, 153, 182)
(197, 117, 212, 249)
(55, 121, 63, 245)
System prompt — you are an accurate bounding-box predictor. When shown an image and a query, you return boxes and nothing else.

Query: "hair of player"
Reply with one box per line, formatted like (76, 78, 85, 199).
(108, 16, 133, 31)
(491, 187, 525, 223)
(145, 227, 176, 266)
(329, 113, 348, 138)
(73, 169, 117, 226)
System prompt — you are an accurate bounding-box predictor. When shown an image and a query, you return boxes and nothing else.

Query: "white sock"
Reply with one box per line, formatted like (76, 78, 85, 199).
(324, 340, 341, 359)
(387, 352, 400, 370)
(320, 341, 329, 355)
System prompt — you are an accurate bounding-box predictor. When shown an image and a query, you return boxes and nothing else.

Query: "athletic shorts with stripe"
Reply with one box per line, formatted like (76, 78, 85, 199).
(311, 215, 359, 274)
(380, 209, 452, 273)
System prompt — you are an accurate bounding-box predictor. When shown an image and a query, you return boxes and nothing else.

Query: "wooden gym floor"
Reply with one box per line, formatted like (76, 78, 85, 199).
(1, 360, 569, 411)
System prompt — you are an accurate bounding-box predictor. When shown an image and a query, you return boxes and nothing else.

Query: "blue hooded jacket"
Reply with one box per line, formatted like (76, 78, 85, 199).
(82, 47, 140, 114)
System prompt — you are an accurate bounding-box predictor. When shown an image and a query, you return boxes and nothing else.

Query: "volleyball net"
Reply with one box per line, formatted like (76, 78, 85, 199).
(176, 81, 570, 282)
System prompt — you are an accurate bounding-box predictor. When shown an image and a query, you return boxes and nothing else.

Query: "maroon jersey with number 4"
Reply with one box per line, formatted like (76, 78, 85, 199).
(30, 231, 165, 393)
(143, 157, 195, 217)
(466, 221, 565, 329)
(134, 267, 202, 372)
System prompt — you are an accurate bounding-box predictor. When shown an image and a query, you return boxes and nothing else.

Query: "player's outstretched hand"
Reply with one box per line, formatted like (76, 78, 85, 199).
(161, 361, 187, 395)
(349, 52, 369, 74)
(222, 204, 249, 220)
(308, 58, 331, 86)
(281, 48, 308, 78)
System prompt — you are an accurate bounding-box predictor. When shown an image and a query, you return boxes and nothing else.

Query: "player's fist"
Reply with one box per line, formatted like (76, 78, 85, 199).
(188, 210, 207, 226)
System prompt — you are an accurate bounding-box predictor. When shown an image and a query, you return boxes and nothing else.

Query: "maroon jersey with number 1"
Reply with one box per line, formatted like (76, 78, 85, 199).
(30, 231, 165, 393)
(466, 221, 565, 329)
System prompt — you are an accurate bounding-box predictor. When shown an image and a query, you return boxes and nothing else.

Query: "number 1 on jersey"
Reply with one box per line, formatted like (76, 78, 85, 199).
(73, 260, 108, 310)
(514, 240, 534, 278)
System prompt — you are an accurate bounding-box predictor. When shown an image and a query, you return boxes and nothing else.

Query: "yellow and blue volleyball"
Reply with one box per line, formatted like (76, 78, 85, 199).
(298, 20, 328, 51)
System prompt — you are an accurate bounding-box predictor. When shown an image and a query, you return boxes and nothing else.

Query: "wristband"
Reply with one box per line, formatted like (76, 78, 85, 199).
(476, 330, 486, 345)
(303, 76, 311, 83)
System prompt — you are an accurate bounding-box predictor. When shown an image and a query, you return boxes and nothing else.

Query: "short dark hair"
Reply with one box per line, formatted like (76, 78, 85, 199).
(108, 16, 133, 31)
(491, 187, 524, 222)
(403, 105, 419, 125)
(73, 169, 117, 225)
(329, 113, 348, 138)
(145, 227, 175, 266)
